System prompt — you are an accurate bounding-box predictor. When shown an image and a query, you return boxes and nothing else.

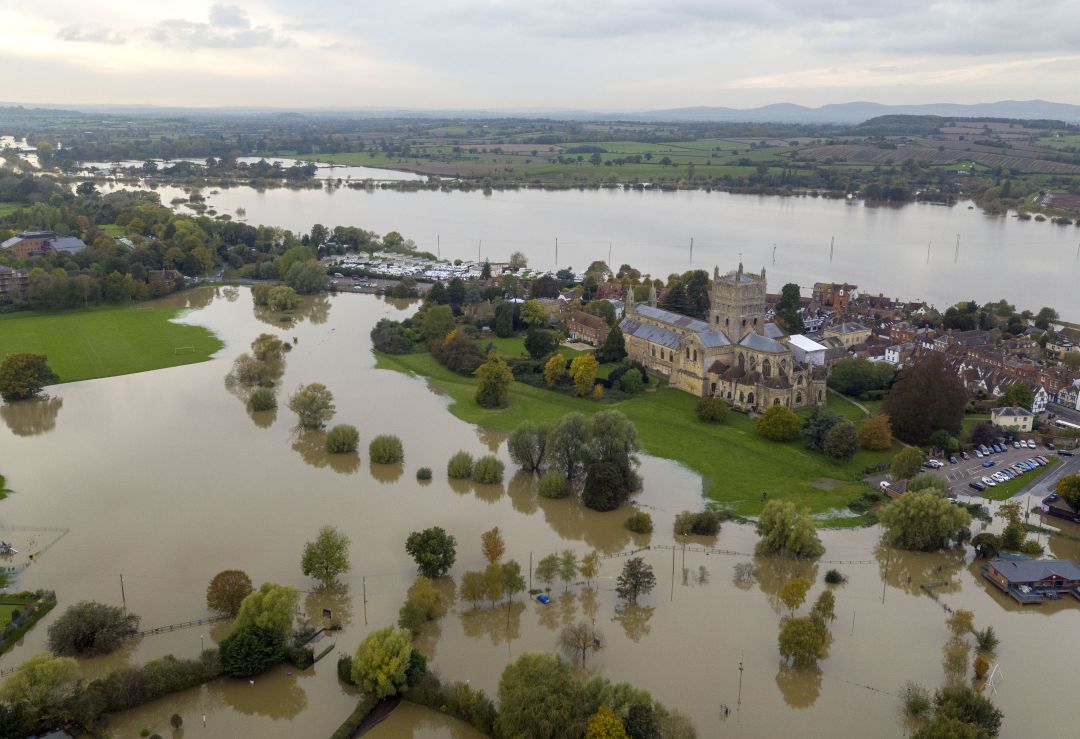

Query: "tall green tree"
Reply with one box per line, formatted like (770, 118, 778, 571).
(878, 491, 971, 551)
(0, 354, 59, 401)
(474, 351, 514, 408)
(890, 446, 925, 481)
(351, 627, 414, 699)
(616, 557, 656, 604)
(756, 405, 801, 441)
(496, 653, 586, 739)
(999, 383, 1034, 410)
(46, 601, 139, 657)
(0, 652, 80, 727)
(301, 525, 351, 586)
(755, 500, 824, 559)
(823, 421, 858, 461)
(235, 582, 299, 639)
(775, 283, 805, 333)
(405, 527, 457, 578)
(778, 616, 827, 668)
(206, 569, 254, 616)
(882, 354, 967, 443)
(597, 324, 626, 363)
(287, 383, 335, 428)
(507, 420, 549, 472)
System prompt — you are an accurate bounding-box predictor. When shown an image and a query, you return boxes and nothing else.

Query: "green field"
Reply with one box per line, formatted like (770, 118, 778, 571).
(0, 303, 223, 384)
(0, 202, 23, 217)
(377, 350, 896, 523)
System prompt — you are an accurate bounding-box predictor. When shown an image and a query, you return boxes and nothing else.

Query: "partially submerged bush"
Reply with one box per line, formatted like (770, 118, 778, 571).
(447, 451, 474, 479)
(369, 434, 404, 464)
(416, 467, 433, 481)
(673, 510, 722, 536)
(624, 511, 653, 534)
(325, 424, 360, 454)
(472, 455, 505, 484)
(824, 569, 846, 585)
(249, 387, 277, 411)
(538, 469, 569, 499)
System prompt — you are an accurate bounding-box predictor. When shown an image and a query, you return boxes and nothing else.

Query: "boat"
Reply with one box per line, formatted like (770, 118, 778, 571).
(0, 543, 18, 555)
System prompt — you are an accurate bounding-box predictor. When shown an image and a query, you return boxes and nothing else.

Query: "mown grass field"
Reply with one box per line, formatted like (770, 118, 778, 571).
(0, 303, 223, 383)
(376, 350, 896, 522)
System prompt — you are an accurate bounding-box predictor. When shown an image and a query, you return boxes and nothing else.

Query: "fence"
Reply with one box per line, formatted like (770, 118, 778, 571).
(136, 614, 230, 638)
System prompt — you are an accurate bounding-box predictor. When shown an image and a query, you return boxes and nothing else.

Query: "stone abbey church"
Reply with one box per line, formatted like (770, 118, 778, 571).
(619, 263, 828, 412)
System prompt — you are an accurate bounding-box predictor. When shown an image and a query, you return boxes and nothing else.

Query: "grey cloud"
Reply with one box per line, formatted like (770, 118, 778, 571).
(57, 25, 126, 45)
(150, 6, 292, 49)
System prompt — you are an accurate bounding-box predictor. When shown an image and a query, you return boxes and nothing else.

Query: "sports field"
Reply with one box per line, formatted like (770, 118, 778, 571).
(0, 303, 223, 383)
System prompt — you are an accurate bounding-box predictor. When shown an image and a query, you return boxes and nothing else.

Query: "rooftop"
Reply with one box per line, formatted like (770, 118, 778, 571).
(991, 406, 1033, 418)
(634, 304, 710, 333)
(989, 558, 1080, 583)
(787, 334, 827, 353)
(619, 317, 681, 350)
(739, 332, 786, 353)
(827, 322, 869, 334)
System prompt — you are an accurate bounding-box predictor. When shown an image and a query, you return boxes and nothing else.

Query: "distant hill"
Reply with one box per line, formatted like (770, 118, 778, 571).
(618, 100, 1080, 124)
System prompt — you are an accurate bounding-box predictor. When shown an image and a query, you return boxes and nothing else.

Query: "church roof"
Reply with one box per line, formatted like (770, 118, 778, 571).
(763, 322, 786, 339)
(619, 317, 681, 350)
(739, 332, 786, 353)
(698, 330, 731, 348)
(787, 334, 828, 353)
(634, 305, 710, 333)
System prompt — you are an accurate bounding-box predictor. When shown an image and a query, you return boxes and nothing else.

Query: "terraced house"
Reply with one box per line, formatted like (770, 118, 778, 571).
(619, 263, 828, 412)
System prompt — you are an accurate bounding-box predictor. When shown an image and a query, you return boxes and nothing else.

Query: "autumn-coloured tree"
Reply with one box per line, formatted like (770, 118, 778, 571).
(858, 414, 893, 450)
(481, 526, 506, 564)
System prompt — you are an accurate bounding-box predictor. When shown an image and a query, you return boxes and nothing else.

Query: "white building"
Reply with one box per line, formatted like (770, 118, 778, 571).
(786, 334, 828, 367)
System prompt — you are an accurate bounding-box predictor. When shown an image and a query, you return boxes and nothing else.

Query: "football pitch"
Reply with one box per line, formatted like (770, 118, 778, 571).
(0, 303, 224, 383)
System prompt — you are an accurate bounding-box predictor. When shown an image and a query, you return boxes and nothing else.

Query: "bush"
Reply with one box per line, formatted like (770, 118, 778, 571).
(696, 396, 729, 423)
(472, 455, 505, 484)
(1019, 539, 1045, 555)
(624, 511, 653, 534)
(369, 434, 404, 464)
(755, 405, 800, 441)
(85, 650, 223, 715)
(406, 672, 498, 735)
(325, 424, 360, 454)
(329, 694, 379, 739)
(447, 450, 475, 479)
(674, 510, 722, 536)
(249, 387, 277, 411)
(538, 469, 569, 499)
(824, 569, 846, 584)
(370, 319, 413, 354)
(47, 600, 140, 657)
(219, 626, 286, 677)
(337, 655, 356, 685)
(581, 461, 624, 511)
(416, 467, 432, 481)
(619, 368, 645, 394)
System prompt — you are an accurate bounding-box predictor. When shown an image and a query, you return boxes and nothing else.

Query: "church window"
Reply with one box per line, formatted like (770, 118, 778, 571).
(796, 393, 803, 404)
(685, 347, 690, 359)
(774, 398, 780, 405)
(693, 349, 697, 362)
(711, 383, 717, 394)
(739, 392, 744, 402)
(747, 392, 755, 405)
(762, 359, 771, 378)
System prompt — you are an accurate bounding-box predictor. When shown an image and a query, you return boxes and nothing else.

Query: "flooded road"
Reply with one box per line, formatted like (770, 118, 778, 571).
(0, 288, 1076, 737)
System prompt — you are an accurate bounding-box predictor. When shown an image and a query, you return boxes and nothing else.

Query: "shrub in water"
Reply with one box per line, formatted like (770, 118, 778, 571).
(472, 455, 505, 484)
(824, 569, 846, 584)
(369, 434, 404, 464)
(673, 510, 722, 536)
(624, 511, 653, 534)
(249, 387, 277, 411)
(325, 424, 360, 454)
(538, 469, 569, 499)
(416, 467, 433, 481)
(447, 451, 474, 479)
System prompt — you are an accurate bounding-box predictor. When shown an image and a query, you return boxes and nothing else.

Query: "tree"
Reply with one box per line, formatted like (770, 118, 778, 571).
(558, 550, 578, 591)
(301, 525, 351, 586)
(539, 469, 570, 498)
(206, 569, 254, 617)
(908, 473, 948, 495)
(46, 601, 139, 657)
(696, 396, 729, 423)
(520, 300, 547, 327)
(561, 621, 606, 669)
(616, 557, 656, 604)
(447, 450, 474, 479)
(509, 251, 528, 270)
(460, 571, 485, 606)
(285, 260, 327, 294)
(999, 383, 1034, 410)
(579, 551, 600, 584)
(277, 245, 315, 279)
(369, 434, 404, 464)
(535, 553, 560, 588)
(496, 653, 585, 739)
(544, 353, 567, 387)
(483, 563, 505, 606)
(582, 461, 624, 511)
(755, 500, 823, 559)
(584, 705, 627, 739)
(287, 383, 335, 428)
(481, 526, 506, 564)
(878, 490, 972, 551)
(502, 560, 526, 604)
(1034, 306, 1058, 330)
(0, 652, 80, 726)
(823, 421, 858, 461)
(778, 578, 812, 614)
(778, 616, 827, 668)
(235, 582, 300, 639)
(475, 351, 514, 408)
(931, 685, 1003, 737)
(398, 577, 446, 634)
(405, 527, 457, 578)
(946, 608, 975, 641)
(525, 327, 558, 359)
(969, 422, 996, 448)
(756, 405, 801, 441)
(890, 446, 924, 481)
(507, 421, 548, 472)
(584, 300, 617, 326)
(775, 283, 805, 333)
(619, 368, 644, 394)
(858, 414, 893, 450)
(547, 412, 590, 478)
(801, 408, 843, 451)
(352, 627, 413, 699)
(219, 625, 285, 677)
(827, 358, 895, 397)
(1056, 475, 1080, 512)
(659, 281, 691, 316)
(570, 353, 599, 396)
(325, 424, 360, 453)
(598, 325, 627, 363)
(266, 285, 300, 311)
(0, 354, 59, 401)
(811, 589, 836, 623)
(587, 410, 640, 491)
(494, 303, 516, 337)
(531, 275, 561, 299)
(420, 304, 456, 342)
(882, 354, 967, 444)
(473, 455, 505, 483)
(370, 319, 413, 354)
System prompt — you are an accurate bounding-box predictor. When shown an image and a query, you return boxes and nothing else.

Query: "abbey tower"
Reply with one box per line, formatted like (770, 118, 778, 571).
(708, 263, 767, 338)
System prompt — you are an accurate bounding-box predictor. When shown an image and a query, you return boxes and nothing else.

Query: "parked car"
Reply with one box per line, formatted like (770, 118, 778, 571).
(993, 444, 1005, 453)
(949, 456, 958, 464)
(1026, 440, 1037, 449)
(969, 481, 986, 491)
(979, 445, 990, 455)
(975, 450, 984, 458)
(982, 460, 996, 468)
(1059, 450, 1073, 457)
(960, 451, 969, 460)
(981, 476, 996, 486)
(1013, 441, 1022, 449)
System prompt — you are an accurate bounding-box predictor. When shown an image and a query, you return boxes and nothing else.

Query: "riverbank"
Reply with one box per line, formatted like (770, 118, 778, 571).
(375, 349, 895, 523)
(0, 301, 222, 383)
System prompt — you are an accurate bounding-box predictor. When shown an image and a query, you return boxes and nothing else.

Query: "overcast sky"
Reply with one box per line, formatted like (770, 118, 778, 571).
(3, 1, 1079, 110)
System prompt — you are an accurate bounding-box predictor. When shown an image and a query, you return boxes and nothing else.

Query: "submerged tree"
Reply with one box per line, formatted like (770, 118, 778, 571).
(755, 500, 824, 559)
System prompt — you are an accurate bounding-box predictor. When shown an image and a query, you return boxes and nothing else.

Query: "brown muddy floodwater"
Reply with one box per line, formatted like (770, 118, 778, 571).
(0, 287, 1076, 738)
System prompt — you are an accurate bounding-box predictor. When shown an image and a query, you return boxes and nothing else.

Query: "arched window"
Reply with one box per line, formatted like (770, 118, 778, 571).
(739, 392, 745, 402)
(773, 398, 780, 405)
(750, 356, 757, 371)
(747, 392, 755, 406)
(693, 349, 697, 362)
(711, 382, 717, 394)
(797, 375, 804, 386)
(727, 391, 732, 399)
(738, 354, 745, 370)
(685, 347, 690, 359)
(762, 359, 771, 378)
(796, 393, 803, 404)
(726, 318, 730, 327)
(818, 391, 822, 402)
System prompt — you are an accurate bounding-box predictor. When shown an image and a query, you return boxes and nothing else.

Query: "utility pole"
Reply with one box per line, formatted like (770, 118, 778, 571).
(478, 239, 481, 262)
(954, 233, 960, 262)
(829, 236, 834, 263)
(850, 610, 856, 636)
(689, 237, 694, 264)
(772, 243, 776, 264)
(362, 575, 368, 626)
(608, 241, 612, 266)
(529, 552, 533, 591)
(120, 574, 126, 612)
(737, 655, 744, 711)
(670, 548, 675, 601)
(926, 241, 931, 264)
(437, 234, 440, 261)
(555, 237, 558, 268)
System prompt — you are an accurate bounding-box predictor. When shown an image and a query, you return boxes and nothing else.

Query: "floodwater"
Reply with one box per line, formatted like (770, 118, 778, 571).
(0, 288, 1076, 738)
(113, 182, 1080, 311)
(78, 158, 425, 182)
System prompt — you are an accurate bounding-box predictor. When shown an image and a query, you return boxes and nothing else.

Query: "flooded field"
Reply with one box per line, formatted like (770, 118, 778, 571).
(0, 287, 1076, 737)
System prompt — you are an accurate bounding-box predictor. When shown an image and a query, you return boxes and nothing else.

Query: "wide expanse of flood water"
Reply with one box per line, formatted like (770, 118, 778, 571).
(134, 183, 1080, 312)
(1, 288, 1077, 738)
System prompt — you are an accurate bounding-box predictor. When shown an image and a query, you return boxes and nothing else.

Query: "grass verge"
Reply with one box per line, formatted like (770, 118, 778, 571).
(376, 350, 897, 519)
(979, 455, 1058, 501)
(0, 302, 223, 383)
